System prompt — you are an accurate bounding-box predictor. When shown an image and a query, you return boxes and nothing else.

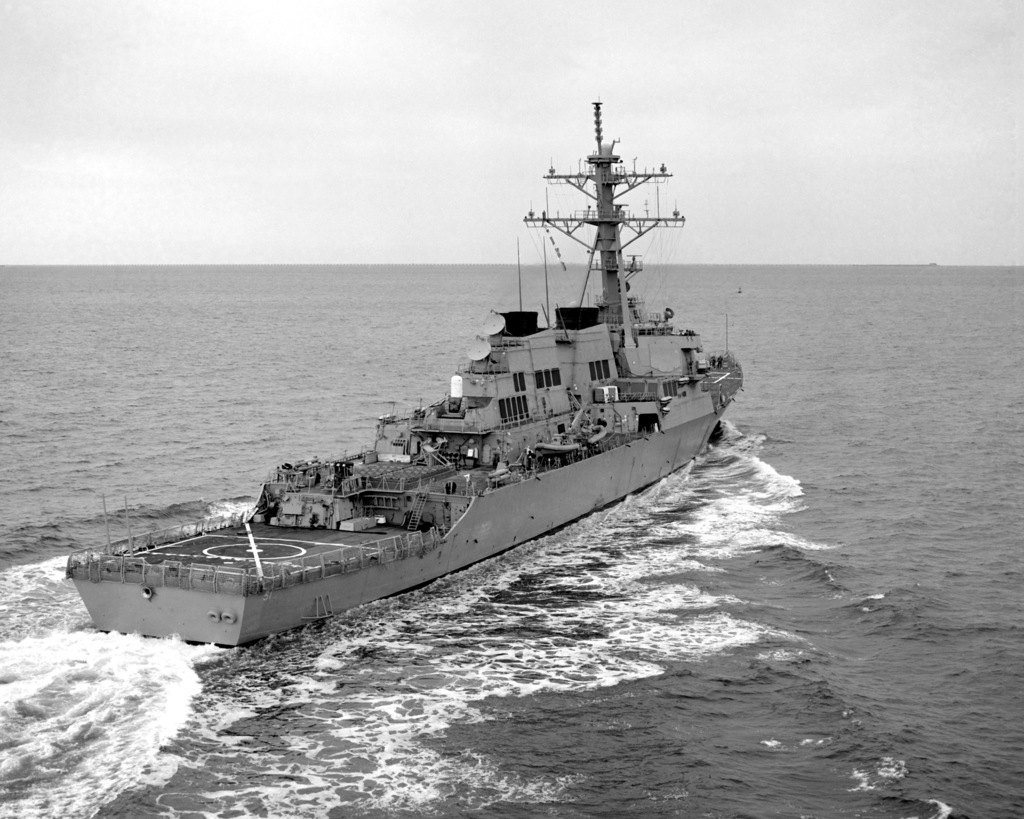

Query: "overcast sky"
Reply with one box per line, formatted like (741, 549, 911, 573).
(1, 0, 1020, 266)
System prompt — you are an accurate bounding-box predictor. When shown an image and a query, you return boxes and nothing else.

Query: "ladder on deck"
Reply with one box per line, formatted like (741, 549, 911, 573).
(407, 492, 428, 530)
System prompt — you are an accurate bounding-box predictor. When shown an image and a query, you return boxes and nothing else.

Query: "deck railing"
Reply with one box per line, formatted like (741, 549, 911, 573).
(414, 417, 492, 435)
(94, 512, 250, 556)
(66, 528, 443, 596)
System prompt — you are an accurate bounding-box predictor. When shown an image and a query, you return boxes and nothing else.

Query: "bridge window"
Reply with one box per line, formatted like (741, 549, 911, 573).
(534, 367, 562, 388)
(498, 395, 530, 423)
(588, 359, 611, 380)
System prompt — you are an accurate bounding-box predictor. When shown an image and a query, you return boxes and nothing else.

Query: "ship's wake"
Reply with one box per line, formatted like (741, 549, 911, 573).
(0, 425, 814, 817)
(139, 422, 815, 816)
(0, 546, 224, 818)
(0, 617, 220, 819)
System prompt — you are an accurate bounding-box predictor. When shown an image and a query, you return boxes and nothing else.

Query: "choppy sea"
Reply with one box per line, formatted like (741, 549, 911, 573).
(0, 264, 1021, 819)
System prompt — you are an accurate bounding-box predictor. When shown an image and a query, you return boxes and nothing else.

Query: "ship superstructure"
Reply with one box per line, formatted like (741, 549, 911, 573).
(67, 105, 743, 645)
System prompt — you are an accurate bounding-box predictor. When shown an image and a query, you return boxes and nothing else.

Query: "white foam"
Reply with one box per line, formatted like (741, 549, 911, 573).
(182, 457, 794, 815)
(848, 756, 908, 791)
(902, 800, 954, 819)
(2, 427, 814, 816)
(0, 631, 220, 818)
(194, 433, 804, 814)
(633, 446, 829, 559)
(756, 648, 808, 663)
(748, 457, 804, 499)
(0, 556, 89, 642)
(205, 497, 256, 519)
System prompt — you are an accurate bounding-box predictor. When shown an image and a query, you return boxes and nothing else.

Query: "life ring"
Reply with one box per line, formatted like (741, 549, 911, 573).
(664, 307, 675, 321)
(220, 611, 237, 624)
(141, 586, 154, 600)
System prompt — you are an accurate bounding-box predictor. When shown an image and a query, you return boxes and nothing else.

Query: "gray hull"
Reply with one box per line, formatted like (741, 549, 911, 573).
(72, 410, 719, 645)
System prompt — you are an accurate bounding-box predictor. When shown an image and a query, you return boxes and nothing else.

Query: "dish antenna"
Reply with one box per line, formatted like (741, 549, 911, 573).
(481, 312, 505, 336)
(467, 337, 491, 361)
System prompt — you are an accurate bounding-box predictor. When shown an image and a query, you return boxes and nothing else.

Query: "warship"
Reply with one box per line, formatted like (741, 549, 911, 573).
(66, 104, 743, 646)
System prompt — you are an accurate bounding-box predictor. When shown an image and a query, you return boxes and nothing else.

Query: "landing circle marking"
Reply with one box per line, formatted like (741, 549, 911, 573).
(202, 542, 308, 560)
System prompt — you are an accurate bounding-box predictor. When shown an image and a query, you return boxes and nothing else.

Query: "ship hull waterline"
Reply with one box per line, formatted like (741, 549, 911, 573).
(71, 411, 722, 646)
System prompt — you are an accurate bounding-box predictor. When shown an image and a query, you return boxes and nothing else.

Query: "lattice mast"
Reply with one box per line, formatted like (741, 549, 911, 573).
(524, 102, 686, 345)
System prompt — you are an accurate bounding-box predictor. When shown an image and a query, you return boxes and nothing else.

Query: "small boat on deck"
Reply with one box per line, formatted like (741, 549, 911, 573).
(534, 441, 581, 454)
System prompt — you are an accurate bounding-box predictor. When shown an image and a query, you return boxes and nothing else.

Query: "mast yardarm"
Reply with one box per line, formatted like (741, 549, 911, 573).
(523, 103, 686, 338)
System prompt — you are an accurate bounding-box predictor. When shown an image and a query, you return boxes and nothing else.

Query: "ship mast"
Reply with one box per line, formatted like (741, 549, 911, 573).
(523, 102, 686, 343)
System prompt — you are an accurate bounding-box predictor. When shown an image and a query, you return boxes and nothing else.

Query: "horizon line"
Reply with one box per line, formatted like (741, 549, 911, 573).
(3, 262, 1018, 269)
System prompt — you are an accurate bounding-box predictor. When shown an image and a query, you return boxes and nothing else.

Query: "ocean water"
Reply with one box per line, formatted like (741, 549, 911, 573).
(0, 263, 1021, 819)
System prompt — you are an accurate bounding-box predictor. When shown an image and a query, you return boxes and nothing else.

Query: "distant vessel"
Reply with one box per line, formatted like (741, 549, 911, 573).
(66, 104, 743, 646)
